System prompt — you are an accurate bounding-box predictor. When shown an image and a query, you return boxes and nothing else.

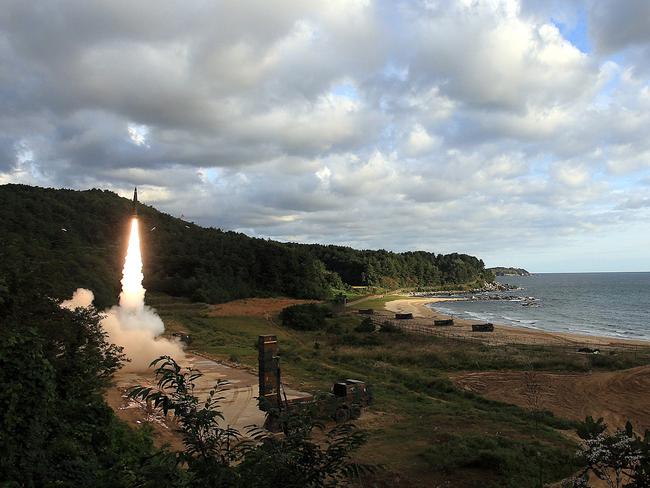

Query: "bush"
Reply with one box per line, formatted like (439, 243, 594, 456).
(130, 356, 374, 487)
(379, 322, 402, 334)
(355, 317, 376, 333)
(339, 333, 383, 347)
(420, 434, 578, 486)
(279, 303, 331, 331)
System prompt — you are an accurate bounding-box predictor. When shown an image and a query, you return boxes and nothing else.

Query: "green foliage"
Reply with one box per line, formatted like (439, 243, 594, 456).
(488, 267, 531, 276)
(0, 185, 332, 307)
(0, 292, 174, 487)
(297, 243, 495, 288)
(378, 321, 402, 334)
(279, 303, 332, 331)
(354, 317, 376, 333)
(576, 416, 607, 440)
(130, 356, 372, 487)
(151, 294, 588, 486)
(421, 434, 578, 487)
(0, 184, 495, 307)
(568, 421, 650, 488)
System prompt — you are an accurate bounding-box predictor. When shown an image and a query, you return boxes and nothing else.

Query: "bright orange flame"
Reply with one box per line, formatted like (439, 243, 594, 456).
(120, 217, 145, 311)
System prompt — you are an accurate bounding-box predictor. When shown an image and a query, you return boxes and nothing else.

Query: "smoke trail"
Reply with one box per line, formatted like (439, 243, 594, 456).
(62, 217, 185, 371)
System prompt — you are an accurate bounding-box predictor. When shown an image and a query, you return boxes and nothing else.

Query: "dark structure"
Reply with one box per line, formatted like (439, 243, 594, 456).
(578, 347, 600, 354)
(395, 312, 413, 320)
(330, 379, 372, 422)
(472, 323, 494, 332)
(434, 319, 454, 326)
(257, 335, 371, 430)
(171, 331, 192, 344)
(258, 335, 280, 402)
(358, 309, 374, 315)
(132, 187, 138, 216)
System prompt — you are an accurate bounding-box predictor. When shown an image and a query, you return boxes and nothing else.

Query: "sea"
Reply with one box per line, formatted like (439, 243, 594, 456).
(427, 272, 650, 340)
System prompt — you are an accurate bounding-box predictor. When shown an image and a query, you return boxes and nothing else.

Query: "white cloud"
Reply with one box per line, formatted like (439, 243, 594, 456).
(0, 0, 649, 270)
(404, 124, 440, 156)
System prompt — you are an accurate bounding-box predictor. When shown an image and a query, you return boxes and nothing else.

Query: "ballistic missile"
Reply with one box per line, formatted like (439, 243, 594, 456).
(133, 187, 138, 216)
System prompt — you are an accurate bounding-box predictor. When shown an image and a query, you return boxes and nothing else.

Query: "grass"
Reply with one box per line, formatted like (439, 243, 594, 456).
(145, 293, 650, 487)
(347, 294, 405, 310)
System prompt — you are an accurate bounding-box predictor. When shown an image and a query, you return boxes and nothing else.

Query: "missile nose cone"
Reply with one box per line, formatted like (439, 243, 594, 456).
(133, 187, 138, 216)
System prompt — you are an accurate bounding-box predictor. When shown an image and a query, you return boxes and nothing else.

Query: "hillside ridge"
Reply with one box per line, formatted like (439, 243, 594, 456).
(0, 184, 493, 306)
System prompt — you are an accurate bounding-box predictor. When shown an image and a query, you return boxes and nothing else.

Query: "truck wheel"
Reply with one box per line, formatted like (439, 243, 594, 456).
(335, 407, 350, 423)
(264, 413, 281, 432)
(350, 405, 361, 420)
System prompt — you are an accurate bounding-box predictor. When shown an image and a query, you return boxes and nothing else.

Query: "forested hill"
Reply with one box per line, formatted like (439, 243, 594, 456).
(488, 267, 531, 276)
(0, 184, 494, 307)
(296, 244, 493, 289)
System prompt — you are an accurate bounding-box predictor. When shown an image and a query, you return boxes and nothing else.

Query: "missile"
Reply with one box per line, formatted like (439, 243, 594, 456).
(133, 187, 138, 216)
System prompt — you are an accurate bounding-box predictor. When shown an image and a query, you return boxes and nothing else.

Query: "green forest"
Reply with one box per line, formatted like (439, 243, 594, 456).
(0, 184, 493, 307)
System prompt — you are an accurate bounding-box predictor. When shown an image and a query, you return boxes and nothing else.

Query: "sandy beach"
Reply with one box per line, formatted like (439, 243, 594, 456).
(385, 297, 650, 434)
(384, 297, 650, 347)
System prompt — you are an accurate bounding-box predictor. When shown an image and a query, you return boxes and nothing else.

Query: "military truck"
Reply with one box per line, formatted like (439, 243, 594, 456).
(257, 335, 371, 430)
(328, 379, 372, 422)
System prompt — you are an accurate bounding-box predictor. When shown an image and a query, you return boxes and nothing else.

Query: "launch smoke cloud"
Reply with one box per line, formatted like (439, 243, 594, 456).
(62, 216, 184, 371)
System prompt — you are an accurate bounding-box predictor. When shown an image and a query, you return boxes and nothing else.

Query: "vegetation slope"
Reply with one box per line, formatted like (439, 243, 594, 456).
(0, 184, 493, 308)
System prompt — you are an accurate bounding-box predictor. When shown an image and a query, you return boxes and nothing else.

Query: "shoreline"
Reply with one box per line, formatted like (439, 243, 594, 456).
(384, 297, 650, 347)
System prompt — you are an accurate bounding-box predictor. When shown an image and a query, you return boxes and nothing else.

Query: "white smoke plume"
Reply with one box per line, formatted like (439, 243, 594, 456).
(61, 218, 185, 372)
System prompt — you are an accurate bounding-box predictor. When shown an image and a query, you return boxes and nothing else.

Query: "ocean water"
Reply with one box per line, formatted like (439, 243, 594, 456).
(428, 272, 650, 340)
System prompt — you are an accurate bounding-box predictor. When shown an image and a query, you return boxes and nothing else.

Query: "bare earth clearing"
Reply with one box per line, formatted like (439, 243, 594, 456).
(207, 297, 318, 317)
(452, 366, 650, 432)
(387, 298, 650, 431)
(107, 352, 310, 447)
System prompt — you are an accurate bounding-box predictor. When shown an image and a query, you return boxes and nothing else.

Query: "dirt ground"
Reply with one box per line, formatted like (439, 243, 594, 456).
(207, 297, 318, 317)
(106, 352, 311, 448)
(451, 365, 650, 432)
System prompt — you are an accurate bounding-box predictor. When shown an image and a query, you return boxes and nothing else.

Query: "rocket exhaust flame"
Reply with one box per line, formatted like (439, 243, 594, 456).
(120, 217, 145, 311)
(61, 195, 185, 372)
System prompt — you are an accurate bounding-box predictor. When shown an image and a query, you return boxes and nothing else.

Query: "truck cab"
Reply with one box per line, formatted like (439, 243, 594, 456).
(330, 379, 372, 422)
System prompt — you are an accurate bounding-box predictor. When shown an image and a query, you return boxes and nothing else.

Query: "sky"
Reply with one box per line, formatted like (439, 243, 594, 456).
(1, 0, 649, 272)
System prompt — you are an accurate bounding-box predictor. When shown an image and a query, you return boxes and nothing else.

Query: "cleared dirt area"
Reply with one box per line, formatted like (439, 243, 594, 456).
(207, 297, 318, 317)
(107, 352, 311, 448)
(452, 365, 650, 431)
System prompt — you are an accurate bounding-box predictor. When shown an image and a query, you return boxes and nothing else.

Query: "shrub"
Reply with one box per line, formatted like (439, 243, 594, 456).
(420, 434, 577, 486)
(130, 356, 374, 487)
(279, 303, 331, 331)
(355, 317, 376, 333)
(379, 322, 402, 334)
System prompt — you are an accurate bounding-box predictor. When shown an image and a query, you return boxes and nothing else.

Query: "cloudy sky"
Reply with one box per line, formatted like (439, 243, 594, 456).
(1, 0, 649, 272)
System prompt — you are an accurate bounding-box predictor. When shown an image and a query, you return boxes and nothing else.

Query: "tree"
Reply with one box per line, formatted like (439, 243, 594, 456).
(565, 418, 650, 488)
(130, 355, 374, 487)
(0, 291, 174, 487)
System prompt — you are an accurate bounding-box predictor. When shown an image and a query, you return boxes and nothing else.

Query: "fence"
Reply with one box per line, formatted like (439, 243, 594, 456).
(365, 312, 650, 360)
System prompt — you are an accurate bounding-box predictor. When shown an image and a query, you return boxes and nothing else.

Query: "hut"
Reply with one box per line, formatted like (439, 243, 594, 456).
(471, 323, 494, 332)
(395, 312, 413, 320)
(434, 319, 454, 326)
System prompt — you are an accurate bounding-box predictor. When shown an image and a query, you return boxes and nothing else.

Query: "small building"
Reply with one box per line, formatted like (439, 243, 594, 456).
(472, 323, 494, 332)
(434, 319, 454, 326)
(395, 312, 413, 320)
